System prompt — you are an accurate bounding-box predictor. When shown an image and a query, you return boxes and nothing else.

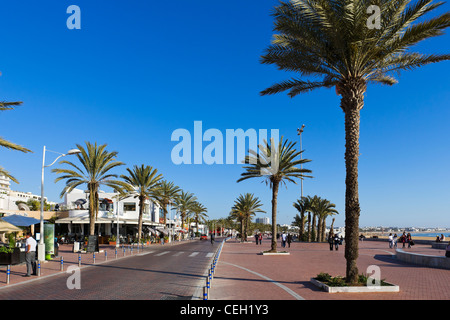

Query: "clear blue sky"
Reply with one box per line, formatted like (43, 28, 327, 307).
(1, 0, 449, 228)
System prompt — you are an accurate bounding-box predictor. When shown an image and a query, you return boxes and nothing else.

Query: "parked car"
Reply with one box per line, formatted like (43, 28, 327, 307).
(200, 234, 208, 240)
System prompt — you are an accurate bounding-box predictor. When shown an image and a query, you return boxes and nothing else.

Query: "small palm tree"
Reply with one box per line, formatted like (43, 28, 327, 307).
(173, 190, 198, 232)
(260, 0, 449, 283)
(120, 164, 163, 243)
(313, 197, 339, 242)
(231, 193, 265, 242)
(152, 180, 181, 226)
(293, 197, 309, 240)
(238, 137, 312, 252)
(190, 201, 208, 235)
(0, 101, 32, 182)
(53, 142, 130, 235)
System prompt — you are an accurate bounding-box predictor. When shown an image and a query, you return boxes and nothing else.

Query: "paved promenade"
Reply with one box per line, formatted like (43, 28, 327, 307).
(209, 237, 450, 300)
(1, 237, 449, 300)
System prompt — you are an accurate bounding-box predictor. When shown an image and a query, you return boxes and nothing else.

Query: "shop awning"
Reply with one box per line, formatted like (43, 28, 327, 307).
(2, 214, 40, 227)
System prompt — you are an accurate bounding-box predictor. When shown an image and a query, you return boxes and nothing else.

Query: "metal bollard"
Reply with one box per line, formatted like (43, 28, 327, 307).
(115, 248, 118, 259)
(60, 256, 64, 271)
(78, 253, 81, 267)
(206, 269, 211, 289)
(93, 252, 96, 264)
(6, 265, 10, 284)
(203, 286, 208, 300)
(37, 261, 41, 276)
(105, 250, 107, 261)
(123, 247, 126, 256)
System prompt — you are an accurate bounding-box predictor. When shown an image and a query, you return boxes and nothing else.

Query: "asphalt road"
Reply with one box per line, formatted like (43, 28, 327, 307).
(0, 239, 221, 300)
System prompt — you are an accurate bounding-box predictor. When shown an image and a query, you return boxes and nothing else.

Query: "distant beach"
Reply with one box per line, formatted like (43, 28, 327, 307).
(361, 230, 450, 241)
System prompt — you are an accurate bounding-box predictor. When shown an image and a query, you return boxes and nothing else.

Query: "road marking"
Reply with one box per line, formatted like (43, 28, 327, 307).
(173, 252, 184, 257)
(221, 261, 305, 300)
(206, 252, 214, 258)
(156, 251, 170, 256)
(189, 252, 199, 257)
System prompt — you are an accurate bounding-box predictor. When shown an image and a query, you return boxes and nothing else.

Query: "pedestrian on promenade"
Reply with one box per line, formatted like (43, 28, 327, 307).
(258, 233, 262, 245)
(401, 232, 407, 248)
(393, 234, 398, 248)
(287, 233, 292, 248)
(445, 241, 450, 258)
(211, 233, 215, 245)
(328, 233, 334, 251)
(388, 233, 393, 248)
(440, 234, 446, 242)
(281, 232, 287, 248)
(407, 233, 413, 248)
(255, 233, 259, 245)
(24, 232, 37, 277)
(334, 234, 340, 251)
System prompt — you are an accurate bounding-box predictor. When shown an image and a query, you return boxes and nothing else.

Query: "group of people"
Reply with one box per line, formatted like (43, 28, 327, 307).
(254, 233, 262, 245)
(328, 233, 344, 251)
(388, 232, 414, 249)
(435, 234, 446, 242)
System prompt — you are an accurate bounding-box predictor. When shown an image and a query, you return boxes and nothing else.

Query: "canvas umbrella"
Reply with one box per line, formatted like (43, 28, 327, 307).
(0, 218, 22, 233)
(2, 215, 40, 227)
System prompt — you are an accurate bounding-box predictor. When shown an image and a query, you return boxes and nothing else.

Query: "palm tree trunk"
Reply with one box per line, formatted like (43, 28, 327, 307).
(271, 181, 280, 252)
(321, 217, 326, 242)
(312, 214, 317, 242)
(137, 195, 144, 243)
(307, 212, 311, 242)
(299, 212, 305, 241)
(341, 78, 365, 284)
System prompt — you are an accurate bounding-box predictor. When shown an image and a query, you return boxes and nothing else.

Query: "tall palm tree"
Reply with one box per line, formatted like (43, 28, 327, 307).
(120, 164, 163, 243)
(152, 180, 181, 226)
(53, 142, 130, 235)
(173, 190, 198, 232)
(238, 137, 312, 252)
(0, 101, 32, 182)
(291, 213, 308, 240)
(231, 193, 265, 242)
(260, 0, 449, 283)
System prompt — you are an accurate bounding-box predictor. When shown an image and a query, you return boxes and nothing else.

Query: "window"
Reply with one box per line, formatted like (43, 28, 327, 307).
(123, 202, 136, 212)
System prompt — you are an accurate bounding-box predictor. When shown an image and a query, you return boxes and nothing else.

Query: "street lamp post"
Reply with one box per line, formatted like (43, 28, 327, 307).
(297, 124, 306, 198)
(38, 146, 81, 262)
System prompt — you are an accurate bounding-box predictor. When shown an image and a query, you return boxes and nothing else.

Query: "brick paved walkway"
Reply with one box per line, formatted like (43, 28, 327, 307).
(209, 238, 450, 300)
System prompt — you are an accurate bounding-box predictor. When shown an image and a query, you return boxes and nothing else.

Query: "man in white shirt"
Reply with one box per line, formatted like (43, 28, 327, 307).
(25, 232, 37, 277)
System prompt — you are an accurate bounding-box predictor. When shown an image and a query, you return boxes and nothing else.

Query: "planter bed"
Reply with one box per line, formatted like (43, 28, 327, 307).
(310, 277, 399, 293)
(258, 251, 290, 256)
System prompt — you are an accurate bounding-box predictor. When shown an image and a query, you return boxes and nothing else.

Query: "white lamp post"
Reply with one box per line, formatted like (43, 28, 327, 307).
(297, 124, 306, 198)
(38, 146, 81, 262)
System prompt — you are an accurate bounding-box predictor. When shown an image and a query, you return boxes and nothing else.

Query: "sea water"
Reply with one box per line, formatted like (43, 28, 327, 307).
(410, 232, 450, 238)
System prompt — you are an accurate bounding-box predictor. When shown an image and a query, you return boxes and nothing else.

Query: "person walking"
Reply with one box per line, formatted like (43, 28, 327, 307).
(254, 233, 259, 245)
(388, 233, 393, 249)
(24, 232, 37, 277)
(287, 233, 292, 248)
(258, 233, 262, 245)
(393, 234, 398, 249)
(334, 234, 340, 251)
(281, 232, 287, 248)
(328, 233, 334, 251)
